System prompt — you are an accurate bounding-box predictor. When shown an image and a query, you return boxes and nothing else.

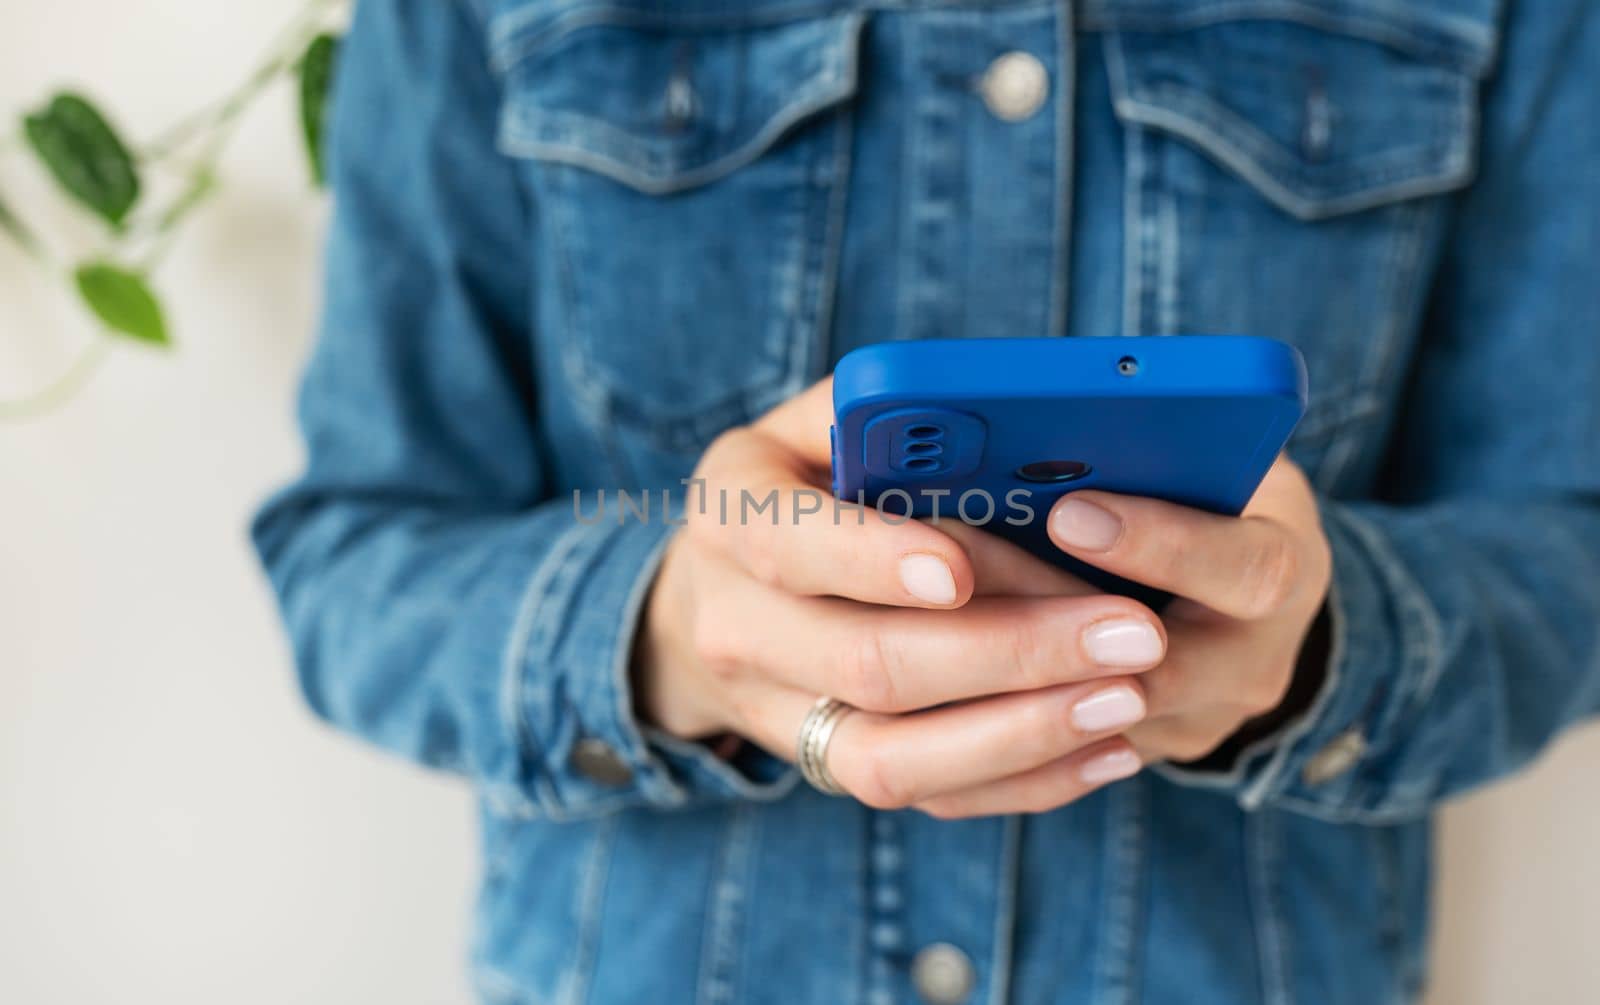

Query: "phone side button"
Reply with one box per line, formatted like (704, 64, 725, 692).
(829, 425, 842, 498)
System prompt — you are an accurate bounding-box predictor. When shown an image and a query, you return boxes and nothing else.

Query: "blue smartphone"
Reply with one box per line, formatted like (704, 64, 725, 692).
(830, 336, 1307, 602)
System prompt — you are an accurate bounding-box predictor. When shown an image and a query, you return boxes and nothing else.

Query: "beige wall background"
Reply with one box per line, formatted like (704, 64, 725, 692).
(1, 3, 1594, 1003)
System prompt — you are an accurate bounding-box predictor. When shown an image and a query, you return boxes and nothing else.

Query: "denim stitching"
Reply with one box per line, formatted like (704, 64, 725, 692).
(1238, 570, 1347, 810)
(866, 809, 905, 1005)
(538, 153, 635, 485)
(1116, 33, 1170, 340)
(1156, 183, 1180, 335)
(1246, 811, 1294, 1005)
(893, 14, 927, 345)
(1120, 126, 1144, 338)
(500, 520, 595, 818)
(1340, 506, 1445, 718)
(1075, 0, 1495, 76)
(1110, 90, 1473, 221)
(696, 805, 761, 1005)
(1093, 777, 1147, 1005)
(501, 16, 862, 450)
(793, 93, 857, 394)
(1266, 796, 1430, 826)
(751, 123, 827, 415)
(1237, 504, 1445, 819)
(529, 529, 616, 819)
(1105, 33, 1143, 338)
(807, 93, 855, 378)
(988, 814, 1023, 1005)
(491, 1, 1066, 73)
(506, 526, 702, 824)
(1048, 3, 1075, 338)
(1135, 126, 1163, 335)
(899, 13, 967, 343)
(1317, 198, 1434, 490)
(601, 526, 690, 807)
(497, 57, 860, 196)
(555, 814, 617, 1005)
(1361, 195, 1441, 398)
(490, 0, 1495, 76)
(1371, 825, 1408, 987)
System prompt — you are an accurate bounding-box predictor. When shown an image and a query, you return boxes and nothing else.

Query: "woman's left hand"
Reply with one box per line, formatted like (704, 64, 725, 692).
(1046, 456, 1333, 765)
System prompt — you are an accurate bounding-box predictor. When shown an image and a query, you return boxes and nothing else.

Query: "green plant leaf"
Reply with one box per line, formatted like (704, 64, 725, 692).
(298, 33, 340, 187)
(23, 92, 141, 228)
(73, 262, 169, 346)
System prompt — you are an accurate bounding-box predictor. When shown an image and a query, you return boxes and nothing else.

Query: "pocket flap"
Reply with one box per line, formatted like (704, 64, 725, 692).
(493, 8, 865, 194)
(1107, 18, 1479, 220)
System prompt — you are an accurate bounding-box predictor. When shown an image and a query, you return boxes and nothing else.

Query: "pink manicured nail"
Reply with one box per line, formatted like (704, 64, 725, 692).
(1080, 747, 1142, 785)
(1051, 497, 1123, 552)
(899, 553, 957, 605)
(1083, 618, 1163, 667)
(1071, 685, 1146, 732)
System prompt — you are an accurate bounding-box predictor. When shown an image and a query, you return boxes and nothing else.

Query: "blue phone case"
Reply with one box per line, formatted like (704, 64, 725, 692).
(830, 336, 1308, 602)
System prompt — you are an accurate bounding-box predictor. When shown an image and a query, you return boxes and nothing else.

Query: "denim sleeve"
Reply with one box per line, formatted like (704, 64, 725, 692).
(250, 0, 792, 821)
(1159, 3, 1600, 822)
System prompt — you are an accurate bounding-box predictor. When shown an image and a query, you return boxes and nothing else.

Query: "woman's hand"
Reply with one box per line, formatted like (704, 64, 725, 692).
(1045, 457, 1333, 765)
(635, 379, 1169, 817)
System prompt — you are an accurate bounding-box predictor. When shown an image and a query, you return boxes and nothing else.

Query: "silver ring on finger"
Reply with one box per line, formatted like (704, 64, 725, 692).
(796, 696, 853, 796)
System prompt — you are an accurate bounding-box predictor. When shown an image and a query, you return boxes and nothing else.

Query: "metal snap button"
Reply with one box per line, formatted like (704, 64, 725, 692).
(1302, 729, 1366, 786)
(572, 737, 634, 787)
(979, 51, 1049, 122)
(910, 942, 975, 1005)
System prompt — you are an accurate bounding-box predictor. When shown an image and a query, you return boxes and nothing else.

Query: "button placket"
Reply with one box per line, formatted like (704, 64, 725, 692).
(896, 9, 1063, 346)
(866, 811, 907, 1005)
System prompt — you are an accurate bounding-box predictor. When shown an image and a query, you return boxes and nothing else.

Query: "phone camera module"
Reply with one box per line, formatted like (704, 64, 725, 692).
(1016, 459, 1093, 483)
(1116, 356, 1140, 377)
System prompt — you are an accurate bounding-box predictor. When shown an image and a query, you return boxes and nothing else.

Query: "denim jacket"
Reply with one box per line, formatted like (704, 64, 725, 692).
(252, 1, 1600, 1002)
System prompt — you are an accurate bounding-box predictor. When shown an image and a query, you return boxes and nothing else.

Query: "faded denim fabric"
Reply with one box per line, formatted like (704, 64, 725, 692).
(251, 1, 1600, 1002)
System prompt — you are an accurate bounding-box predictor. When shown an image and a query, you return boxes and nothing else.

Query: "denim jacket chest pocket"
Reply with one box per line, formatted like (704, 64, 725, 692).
(1095, 1, 1495, 487)
(491, 4, 864, 471)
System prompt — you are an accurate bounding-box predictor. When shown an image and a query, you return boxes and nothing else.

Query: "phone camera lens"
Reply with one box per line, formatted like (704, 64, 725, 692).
(1016, 460, 1093, 483)
(1116, 356, 1140, 376)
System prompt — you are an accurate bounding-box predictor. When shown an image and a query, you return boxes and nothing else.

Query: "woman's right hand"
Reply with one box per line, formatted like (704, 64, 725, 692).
(634, 379, 1167, 818)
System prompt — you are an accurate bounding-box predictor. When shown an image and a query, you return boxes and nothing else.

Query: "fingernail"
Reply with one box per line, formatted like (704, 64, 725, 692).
(1080, 747, 1142, 785)
(900, 553, 957, 605)
(1051, 497, 1122, 552)
(1083, 618, 1163, 667)
(1071, 685, 1146, 732)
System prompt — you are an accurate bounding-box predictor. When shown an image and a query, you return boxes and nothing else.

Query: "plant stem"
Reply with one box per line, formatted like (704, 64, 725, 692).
(141, 0, 340, 162)
(0, 198, 54, 268)
(0, 133, 56, 266)
(127, 167, 218, 268)
(3, 0, 344, 420)
(0, 338, 112, 421)
(124, 0, 337, 263)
